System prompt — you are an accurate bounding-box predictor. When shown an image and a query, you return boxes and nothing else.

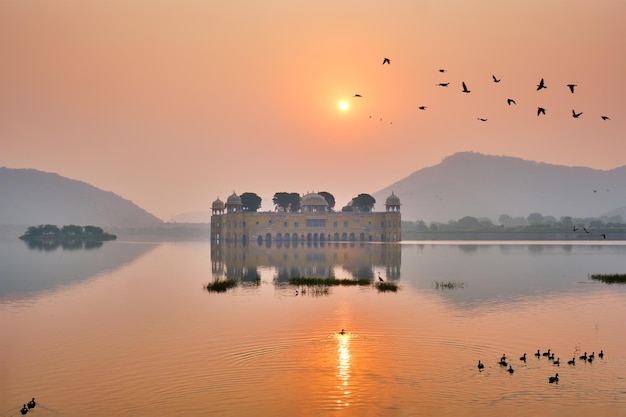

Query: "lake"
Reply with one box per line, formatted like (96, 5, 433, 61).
(1, 238, 626, 417)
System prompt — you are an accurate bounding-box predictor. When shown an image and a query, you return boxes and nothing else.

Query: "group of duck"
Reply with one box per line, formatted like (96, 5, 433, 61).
(19, 398, 36, 415)
(477, 349, 604, 383)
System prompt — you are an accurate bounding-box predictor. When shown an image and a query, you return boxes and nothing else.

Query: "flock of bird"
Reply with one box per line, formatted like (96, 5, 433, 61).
(477, 348, 605, 384)
(354, 57, 613, 123)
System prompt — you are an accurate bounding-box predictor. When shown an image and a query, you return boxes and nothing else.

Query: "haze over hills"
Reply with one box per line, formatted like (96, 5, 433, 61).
(373, 152, 626, 223)
(0, 167, 163, 228)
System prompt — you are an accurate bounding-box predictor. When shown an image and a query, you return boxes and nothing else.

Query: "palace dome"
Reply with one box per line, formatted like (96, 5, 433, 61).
(212, 197, 225, 210)
(385, 192, 401, 206)
(226, 192, 242, 205)
(301, 193, 329, 207)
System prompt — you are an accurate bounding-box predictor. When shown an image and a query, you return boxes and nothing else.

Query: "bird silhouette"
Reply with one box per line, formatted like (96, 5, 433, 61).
(437, 82, 450, 87)
(520, 353, 527, 361)
(478, 360, 484, 370)
(27, 399, 36, 409)
(492, 75, 501, 83)
(553, 357, 560, 366)
(543, 349, 551, 357)
(507, 98, 516, 105)
(418, 106, 428, 110)
(537, 78, 547, 90)
(572, 109, 583, 118)
(382, 57, 391, 65)
(378, 272, 384, 282)
(439, 69, 447, 73)
(507, 366, 514, 374)
(579, 352, 588, 360)
(340, 328, 345, 335)
(537, 107, 546, 116)
(535, 350, 541, 357)
(599, 350, 604, 358)
(549, 373, 559, 383)
(354, 94, 362, 97)
(567, 84, 577, 93)
(601, 115, 611, 120)
(573, 226, 579, 231)
(461, 82, 471, 93)
(477, 117, 488, 122)
(20, 405, 28, 415)
(602, 233, 606, 239)
(583, 227, 590, 233)
(568, 357, 576, 365)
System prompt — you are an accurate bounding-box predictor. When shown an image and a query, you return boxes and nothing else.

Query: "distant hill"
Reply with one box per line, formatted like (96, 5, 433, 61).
(0, 167, 163, 227)
(373, 152, 626, 223)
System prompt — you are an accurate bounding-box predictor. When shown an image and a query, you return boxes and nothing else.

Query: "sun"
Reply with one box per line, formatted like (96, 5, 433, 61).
(339, 101, 349, 111)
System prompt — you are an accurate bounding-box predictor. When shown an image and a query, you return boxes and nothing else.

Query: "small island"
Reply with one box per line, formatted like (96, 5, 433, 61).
(19, 224, 117, 243)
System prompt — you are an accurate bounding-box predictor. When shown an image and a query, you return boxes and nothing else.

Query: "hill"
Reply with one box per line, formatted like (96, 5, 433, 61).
(373, 152, 626, 223)
(0, 167, 163, 227)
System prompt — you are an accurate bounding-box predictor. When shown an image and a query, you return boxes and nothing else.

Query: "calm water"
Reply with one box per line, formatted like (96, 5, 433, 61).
(1, 238, 626, 417)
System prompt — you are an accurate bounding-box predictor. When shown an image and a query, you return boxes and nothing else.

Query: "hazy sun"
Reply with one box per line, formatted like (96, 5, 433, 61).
(339, 101, 349, 111)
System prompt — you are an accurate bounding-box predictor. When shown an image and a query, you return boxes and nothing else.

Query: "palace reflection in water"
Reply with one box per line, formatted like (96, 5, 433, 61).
(210, 241, 401, 284)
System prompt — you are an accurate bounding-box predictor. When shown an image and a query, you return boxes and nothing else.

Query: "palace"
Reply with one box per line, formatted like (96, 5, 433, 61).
(210, 192, 401, 243)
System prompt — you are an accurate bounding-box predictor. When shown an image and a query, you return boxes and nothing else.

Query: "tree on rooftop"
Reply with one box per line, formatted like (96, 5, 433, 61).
(241, 192, 262, 212)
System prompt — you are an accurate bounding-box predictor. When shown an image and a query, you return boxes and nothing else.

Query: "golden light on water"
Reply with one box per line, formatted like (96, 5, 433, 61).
(336, 332, 351, 407)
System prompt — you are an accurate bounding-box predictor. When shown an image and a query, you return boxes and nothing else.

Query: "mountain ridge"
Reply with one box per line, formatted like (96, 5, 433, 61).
(0, 167, 163, 227)
(373, 152, 626, 222)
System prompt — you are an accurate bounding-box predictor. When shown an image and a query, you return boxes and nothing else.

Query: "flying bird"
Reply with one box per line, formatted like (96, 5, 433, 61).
(601, 115, 611, 120)
(418, 106, 428, 110)
(378, 272, 384, 282)
(507, 98, 516, 105)
(537, 107, 546, 116)
(492, 75, 501, 83)
(439, 69, 447, 72)
(572, 109, 583, 118)
(461, 81, 471, 93)
(567, 84, 577, 93)
(477, 117, 488, 122)
(537, 78, 547, 90)
(382, 57, 391, 65)
(583, 227, 590, 233)
(436, 82, 450, 87)
(354, 94, 362, 97)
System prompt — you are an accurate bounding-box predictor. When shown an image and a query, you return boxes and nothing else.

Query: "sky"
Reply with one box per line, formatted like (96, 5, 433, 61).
(1, 1, 625, 221)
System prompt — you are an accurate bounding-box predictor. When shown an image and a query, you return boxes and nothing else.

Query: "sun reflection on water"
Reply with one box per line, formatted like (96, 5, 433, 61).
(336, 331, 351, 407)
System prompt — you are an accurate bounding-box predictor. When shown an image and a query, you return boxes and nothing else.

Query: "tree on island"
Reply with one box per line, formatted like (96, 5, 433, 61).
(318, 191, 336, 211)
(240, 192, 262, 212)
(273, 192, 301, 212)
(351, 193, 376, 212)
(20, 224, 116, 241)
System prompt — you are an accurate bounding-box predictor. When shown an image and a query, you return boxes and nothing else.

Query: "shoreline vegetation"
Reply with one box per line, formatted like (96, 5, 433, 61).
(588, 274, 626, 284)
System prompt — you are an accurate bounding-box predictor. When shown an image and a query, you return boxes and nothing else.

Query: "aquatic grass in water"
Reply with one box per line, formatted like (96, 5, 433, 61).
(588, 273, 626, 284)
(433, 280, 466, 290)
(288, 277, 371, 286)
(205, 279, 238, 293)
(375, 281, 399, 292)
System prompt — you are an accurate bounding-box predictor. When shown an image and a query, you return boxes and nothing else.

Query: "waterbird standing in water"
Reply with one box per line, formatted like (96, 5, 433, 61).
(478, 360, 484, 370)
(21, 404, 28, 415)
(507, 366, 514, 374)
(27, 398, 36, 409)
(549, 373, 559, 383)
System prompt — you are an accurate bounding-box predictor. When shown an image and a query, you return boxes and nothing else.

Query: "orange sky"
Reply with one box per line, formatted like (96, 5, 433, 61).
(1, 1, 625, 220)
